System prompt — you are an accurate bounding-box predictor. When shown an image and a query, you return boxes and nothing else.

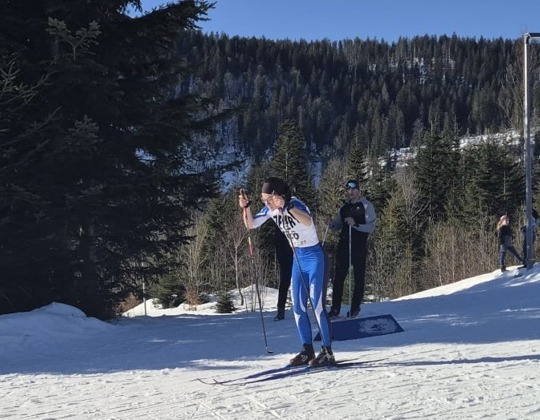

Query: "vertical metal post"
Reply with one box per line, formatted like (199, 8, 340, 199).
(523, 33, 540, 268)
(142, 280, 147, 316)
(348, 224, 352, 307)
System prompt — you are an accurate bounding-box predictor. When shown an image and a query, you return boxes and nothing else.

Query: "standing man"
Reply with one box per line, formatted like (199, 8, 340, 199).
(328, 180, 376, 318)
(239, 177, 335, 367)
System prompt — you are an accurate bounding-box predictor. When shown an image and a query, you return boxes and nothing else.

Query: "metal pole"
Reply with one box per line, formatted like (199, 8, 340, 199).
(248, 235, 273, 354)
(321, 224, 330, 246)
(348, 224, 352, 307)
(239, 188, 272, 354)
(523, 33, 540, 268)
(142, 280, 147, 316)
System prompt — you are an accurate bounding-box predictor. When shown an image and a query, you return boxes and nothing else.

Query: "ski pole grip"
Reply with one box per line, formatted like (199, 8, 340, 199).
(240, 189, 252, 208)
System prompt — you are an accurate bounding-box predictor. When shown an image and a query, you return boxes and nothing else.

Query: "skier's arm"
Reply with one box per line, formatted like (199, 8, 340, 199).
(239, 189, 255, 229)
(273, 196, 313, 226)
(239, 189, 270, 229)
(288, 204, 313, 226)
(242, 207, 254, 229)
(353, 200, 376, 234)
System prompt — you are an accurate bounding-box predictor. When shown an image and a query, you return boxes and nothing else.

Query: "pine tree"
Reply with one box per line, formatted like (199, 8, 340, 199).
(150, 274, 186, 309)
(367, 158, 395, 214)
(317, 157, 347, 283)
(414, 130, 460, 222)
(345, 143, 369, 190)
(0, 0, 223, 318)
(318, 157, 347, 228)
(462, 140, 523, 221)
(371, 192, 414, 298)
(215, 290, 236, 313)
(270, 119, 317, 209)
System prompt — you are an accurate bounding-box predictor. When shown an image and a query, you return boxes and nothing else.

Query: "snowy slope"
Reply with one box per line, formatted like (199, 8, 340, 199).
(1, 264, 540, 419)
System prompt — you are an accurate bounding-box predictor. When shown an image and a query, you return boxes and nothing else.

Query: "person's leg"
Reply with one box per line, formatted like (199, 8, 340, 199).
(275, 246, 293, 320)
(330, 241, 348, 315)
(350, 240, 368, 315)
(302, 245, 335, 367)
(290, 258, 312, 346)
(499, 244, 507, 271)
(277, 257, 292, 308)
(508, 245, 524, 264)
(288, 250, 320, 366)
(306, 246, 332, 348)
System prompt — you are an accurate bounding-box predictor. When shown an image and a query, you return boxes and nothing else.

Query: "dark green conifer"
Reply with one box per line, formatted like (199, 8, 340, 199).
(215, 290, 236, 313)
(0, 0, 222, 318)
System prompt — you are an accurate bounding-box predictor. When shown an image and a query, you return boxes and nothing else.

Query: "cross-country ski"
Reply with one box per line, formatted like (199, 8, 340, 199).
(196, 358, 382, 386)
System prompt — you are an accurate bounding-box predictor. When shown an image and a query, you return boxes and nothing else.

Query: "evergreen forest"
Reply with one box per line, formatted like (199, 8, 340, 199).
(2, 0, 540, 319)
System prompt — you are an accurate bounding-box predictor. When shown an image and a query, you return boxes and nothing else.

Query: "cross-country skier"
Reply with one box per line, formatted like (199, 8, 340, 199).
(238, 177, 335, 367)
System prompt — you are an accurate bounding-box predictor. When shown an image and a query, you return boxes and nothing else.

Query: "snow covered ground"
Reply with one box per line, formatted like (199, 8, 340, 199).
(2, 264, 540, 419)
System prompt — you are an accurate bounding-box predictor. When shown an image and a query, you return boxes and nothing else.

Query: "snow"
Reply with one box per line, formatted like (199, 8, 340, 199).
(2, 265, 540, 419)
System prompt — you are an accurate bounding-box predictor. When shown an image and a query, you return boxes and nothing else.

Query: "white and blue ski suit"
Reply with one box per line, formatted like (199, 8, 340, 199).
(252, 197, 332, 348)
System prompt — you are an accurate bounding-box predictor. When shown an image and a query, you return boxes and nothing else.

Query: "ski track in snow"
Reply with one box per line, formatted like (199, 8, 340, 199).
(2, 342, 540, 419)
(2, 266, 540, 419)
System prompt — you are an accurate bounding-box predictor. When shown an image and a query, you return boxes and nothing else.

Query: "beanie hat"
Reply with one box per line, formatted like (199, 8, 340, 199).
(262, 177, 290, 198)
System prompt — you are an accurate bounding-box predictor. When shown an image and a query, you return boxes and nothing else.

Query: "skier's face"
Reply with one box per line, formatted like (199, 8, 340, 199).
(347, 187, 361, 201)
(261, 193, 278, 210)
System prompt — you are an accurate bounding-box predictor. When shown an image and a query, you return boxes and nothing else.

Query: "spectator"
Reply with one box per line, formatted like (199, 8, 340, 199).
(497, 214, 524, 272)
(328, 180, 376, 318)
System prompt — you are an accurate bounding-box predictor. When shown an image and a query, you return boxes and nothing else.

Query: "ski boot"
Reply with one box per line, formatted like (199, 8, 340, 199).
(327, 308, 340, 320)
(273, 307, 285, 321)
(309, 346, 336, 367)
(289, 344, 315, 366)
(346, 307, 360, 318)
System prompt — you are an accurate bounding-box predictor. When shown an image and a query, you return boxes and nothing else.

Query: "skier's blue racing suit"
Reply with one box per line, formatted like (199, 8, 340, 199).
(252, 197, 332, 348)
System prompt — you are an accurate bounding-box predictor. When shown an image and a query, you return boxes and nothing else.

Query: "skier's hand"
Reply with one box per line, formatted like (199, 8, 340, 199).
(238, 189, 251, 209)
(272, 195, 286, 209)
(344, 216, 355, 226)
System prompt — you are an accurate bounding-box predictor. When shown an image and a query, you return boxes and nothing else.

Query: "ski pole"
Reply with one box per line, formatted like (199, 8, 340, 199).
(348, 224, 352, 308)
(241, 189, 272, 355)
(321, 223, 330, 246)
(247, 235, 273, 354)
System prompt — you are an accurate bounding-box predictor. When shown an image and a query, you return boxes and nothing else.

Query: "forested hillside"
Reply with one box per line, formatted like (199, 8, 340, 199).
(2, 0, 540, 318)
(155, 31, 540, 314)
(177, 32, 539, 161)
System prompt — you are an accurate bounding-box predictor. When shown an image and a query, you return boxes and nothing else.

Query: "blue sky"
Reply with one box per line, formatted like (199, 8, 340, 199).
(141, 0, 540, 42)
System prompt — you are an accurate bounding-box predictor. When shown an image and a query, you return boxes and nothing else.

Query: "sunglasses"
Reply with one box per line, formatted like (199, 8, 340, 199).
(346, 182, 359, 190)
